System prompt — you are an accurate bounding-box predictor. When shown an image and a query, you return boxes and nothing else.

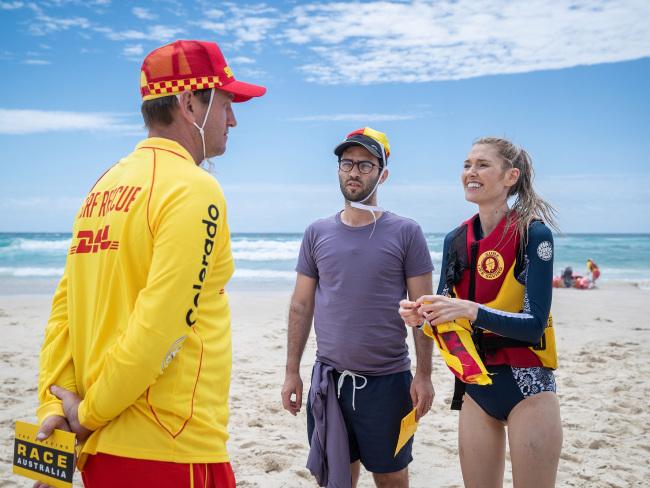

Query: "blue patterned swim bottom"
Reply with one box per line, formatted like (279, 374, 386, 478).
(466, 365, 556, 420)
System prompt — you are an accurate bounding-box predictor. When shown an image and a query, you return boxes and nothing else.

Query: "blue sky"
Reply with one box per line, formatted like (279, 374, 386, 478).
(1, 0, 649, 233)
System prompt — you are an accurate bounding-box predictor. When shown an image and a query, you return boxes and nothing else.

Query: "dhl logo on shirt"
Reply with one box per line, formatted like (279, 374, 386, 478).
(69, 225, 119, 255)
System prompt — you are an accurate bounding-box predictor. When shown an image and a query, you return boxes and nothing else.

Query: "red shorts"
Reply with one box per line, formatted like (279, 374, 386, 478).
(81, 453, 236, 488)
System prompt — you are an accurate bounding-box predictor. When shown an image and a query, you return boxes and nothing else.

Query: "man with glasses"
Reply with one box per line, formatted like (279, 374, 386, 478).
(281, 128, 434, 487)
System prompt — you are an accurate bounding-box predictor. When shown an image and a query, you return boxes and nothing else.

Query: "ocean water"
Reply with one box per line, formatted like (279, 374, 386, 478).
(1, 232, 649, 294)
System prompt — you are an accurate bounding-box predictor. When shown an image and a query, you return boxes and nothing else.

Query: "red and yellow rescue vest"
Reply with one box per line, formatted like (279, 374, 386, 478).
(451, 215, 557, 369)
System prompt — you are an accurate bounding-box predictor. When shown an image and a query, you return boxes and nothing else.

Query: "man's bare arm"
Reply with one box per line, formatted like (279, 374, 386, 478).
(281, 273, 317, 415)
(408, 272, 433, 373)
(407, 272, 434, 419)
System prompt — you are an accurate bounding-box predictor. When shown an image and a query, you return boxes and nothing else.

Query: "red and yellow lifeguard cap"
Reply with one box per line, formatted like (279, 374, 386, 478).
(333, 127, 391, 166)
(140, 40, 266, 102)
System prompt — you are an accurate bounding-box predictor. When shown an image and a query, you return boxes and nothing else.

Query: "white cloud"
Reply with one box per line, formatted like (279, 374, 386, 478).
(228, 3, 278, 17)
(32, 0, 110, 6)
(205, 8, 224, 19)
(226, 57, 261, 77)
(15, 0, 650, 89)
(29, 14, 91, 35)
(0, 109, 143, 135)
(230, 56, 255, 65)
(231, 15, 279, 43)
(132, 7, 157, 20)
(96, 24, 184, 42)
(0, 1, 23, 9)
(193, 20, 227, 33)
(236, 66, 267, 79)
(122, 44, 144, 60)
(194, 3, 282, 46)
(286, 113, 421, 122)
(22, 59, 51, 65)
(283, 0, 650, 85)
(161, 0, 185, 18)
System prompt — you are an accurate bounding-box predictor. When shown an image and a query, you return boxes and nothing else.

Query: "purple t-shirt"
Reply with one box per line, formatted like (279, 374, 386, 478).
(296, 211, 434, 375)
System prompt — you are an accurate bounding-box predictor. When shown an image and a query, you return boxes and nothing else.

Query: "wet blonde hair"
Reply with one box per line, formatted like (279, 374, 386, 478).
(474, 137, 559, 250)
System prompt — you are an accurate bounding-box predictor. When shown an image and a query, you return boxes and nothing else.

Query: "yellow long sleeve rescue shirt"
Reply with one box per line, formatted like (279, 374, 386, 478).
(37, 137, 235, 466)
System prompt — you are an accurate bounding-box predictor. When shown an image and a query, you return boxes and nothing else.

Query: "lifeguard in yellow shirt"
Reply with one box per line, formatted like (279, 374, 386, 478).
(34, 40, 265, 488)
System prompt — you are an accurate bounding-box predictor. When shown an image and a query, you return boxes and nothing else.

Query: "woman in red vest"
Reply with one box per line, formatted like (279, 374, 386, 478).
(400, 137, 562, 487)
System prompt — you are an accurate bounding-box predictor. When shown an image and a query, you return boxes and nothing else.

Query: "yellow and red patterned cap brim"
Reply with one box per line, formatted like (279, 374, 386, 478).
(141, 74, 225, 101)
(217, 79, 267, 103)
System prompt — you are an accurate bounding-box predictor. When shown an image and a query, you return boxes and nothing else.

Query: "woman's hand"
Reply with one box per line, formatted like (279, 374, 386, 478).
(416, 295, 479, 326)
(398, 299, 424, 328)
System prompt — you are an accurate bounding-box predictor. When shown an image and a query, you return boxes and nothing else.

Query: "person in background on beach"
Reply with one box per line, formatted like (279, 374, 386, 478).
(561, 266, 574, 288)
(587, 258, 600, 285)
(399, 137, 562, 488)
(281, 128, 435, 488)
(34, 40, 265, 488)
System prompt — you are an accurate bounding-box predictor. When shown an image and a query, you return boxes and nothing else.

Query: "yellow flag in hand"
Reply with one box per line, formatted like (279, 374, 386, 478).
(394, 408, 418, 457)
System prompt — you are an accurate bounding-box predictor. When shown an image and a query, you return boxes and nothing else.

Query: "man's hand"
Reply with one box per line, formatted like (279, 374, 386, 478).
(33, 415, 73, 488)
(410, 373, 434, 421)
(281, 373, 303, 416)
(399, 299, 424, 328)
(49, 385, 93, 442)
(36, 414, 71, 441)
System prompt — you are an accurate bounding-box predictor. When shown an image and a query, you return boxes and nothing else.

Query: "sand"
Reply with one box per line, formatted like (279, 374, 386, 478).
(1, 284, 649, 487)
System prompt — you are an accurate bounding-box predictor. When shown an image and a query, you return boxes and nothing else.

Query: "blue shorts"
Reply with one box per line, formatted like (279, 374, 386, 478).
(307, 369, 414, 473)
(466, 365, 556, 421)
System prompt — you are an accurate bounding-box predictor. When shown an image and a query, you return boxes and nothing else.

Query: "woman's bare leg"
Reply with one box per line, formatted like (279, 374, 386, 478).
(507, 392, 562, 488)
(458, 395, 506, 488)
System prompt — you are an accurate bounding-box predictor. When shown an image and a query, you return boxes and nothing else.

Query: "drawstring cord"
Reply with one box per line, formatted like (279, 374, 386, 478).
(346, 140, 388, 239)
(177, 88, 216, 165)
(337, 370, 368, 411)
(349, 167, 385, 239)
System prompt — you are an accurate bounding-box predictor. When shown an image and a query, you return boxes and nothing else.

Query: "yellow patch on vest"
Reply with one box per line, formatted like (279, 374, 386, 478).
(477, 250, 505, 280)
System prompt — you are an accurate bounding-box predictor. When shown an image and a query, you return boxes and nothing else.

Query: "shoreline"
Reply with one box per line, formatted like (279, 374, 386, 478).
(1, 278, 648, 297)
